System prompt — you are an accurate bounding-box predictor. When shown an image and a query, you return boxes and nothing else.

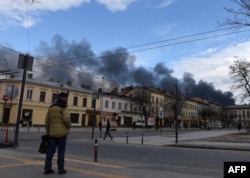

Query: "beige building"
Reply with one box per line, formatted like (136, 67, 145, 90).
(222, 105, 250, 128)
(0, 78, 99, 127)
(121, 86, 165, 127)
(181, 98, 198, 128)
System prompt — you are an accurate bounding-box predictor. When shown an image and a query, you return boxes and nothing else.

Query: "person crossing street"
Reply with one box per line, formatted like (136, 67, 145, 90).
(103, 119, 113, 140)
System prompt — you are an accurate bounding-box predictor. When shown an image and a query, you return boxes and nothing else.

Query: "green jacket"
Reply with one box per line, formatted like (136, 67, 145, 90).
(45, 105, 71, 137)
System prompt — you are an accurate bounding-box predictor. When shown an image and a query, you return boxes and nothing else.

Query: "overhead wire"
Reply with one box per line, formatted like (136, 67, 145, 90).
(33, 26, 250, 70)
(33, 26, 246, 68)
(25, 0, 31, 53)
(1, 26, 250, 84)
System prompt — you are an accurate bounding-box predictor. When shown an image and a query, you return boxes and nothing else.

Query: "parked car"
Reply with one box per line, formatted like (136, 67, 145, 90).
(134, 120, 145, 128)
(133, 118, 155, 128)
(211, 124, 222, 129)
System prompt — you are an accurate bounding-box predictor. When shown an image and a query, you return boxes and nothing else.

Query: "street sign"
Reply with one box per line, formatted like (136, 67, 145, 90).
(18, 54, 34, 71)
(3, 95, 8, 101)
(159, 111, 163, 118)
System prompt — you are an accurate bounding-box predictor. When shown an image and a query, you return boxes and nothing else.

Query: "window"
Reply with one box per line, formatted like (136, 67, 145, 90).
(39, 91, 46, 102)
(70, 113, 79, 123)
(105, 101, 109, 108)
(152, 107, 155, 114)
(112, 102, 115, 109)
(91, 100, 96, 108)
(52, 93, 57, 104)
(26, 89, 33, 100)
(151, 96, 154, 103)
(82, 98, 87, 107)
(118, 103, 122, 110)
(125, 104, 128, 110)
(73, 96, 78, 106)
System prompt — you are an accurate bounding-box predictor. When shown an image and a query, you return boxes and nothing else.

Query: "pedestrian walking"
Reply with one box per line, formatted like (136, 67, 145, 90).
(238, 122, 242, 131)
(103, 119, 113, 140)
(44, 92, 71, 175)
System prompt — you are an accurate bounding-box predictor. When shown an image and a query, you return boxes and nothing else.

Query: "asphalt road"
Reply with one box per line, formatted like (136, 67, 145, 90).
(1, 127, 249, 178)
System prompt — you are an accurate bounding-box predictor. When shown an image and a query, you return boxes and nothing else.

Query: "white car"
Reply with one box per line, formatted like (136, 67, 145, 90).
(133, 119, 155, 128)
(211, 124, 222, 129)
(134, 120, 145, 128)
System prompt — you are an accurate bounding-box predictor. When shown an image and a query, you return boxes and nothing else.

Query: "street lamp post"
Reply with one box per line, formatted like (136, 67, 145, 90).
(14, 54, 33, 147)
(174, 84, 178, 144)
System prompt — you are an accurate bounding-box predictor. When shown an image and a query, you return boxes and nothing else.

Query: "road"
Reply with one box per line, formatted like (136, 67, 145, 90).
(1, 126, 249, 178)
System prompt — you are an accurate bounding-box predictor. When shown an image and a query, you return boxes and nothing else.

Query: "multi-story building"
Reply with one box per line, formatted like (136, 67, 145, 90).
(99, 89, 137, 127)
(121, 86, 165, 127)
(222, 105, 250, 128)
(1, 76, 248, 129)
(0, 77, 98, 127)
(181, 98, 198, 128)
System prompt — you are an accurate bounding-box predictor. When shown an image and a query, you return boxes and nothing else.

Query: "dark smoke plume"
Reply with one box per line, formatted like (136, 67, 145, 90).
(0, 34, 235, 105)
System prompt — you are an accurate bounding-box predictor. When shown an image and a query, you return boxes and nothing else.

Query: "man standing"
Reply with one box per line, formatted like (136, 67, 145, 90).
(44, 92, 71, 175)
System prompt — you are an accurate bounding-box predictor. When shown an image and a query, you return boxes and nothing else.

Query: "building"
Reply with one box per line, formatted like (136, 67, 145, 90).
(0, 78, 98, 127)
(181, 98, 198, 128)
(99, 90, 137, 127)
(222, 105, 250, 128)
(1, 77, 248, 129)
(121, 86, 165, 127)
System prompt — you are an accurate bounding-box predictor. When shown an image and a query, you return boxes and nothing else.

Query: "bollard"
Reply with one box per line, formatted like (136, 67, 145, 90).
(141, 133, 144, 145)
(126, 132, 128, 144)
(94, 139, 98, 162)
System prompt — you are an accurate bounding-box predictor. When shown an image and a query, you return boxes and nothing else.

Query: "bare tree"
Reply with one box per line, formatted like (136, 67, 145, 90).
(133, 87, 151, 127)
(221, 0, 250, 27)
(199, 107, 215, 128)
(229, 59, 250, 102)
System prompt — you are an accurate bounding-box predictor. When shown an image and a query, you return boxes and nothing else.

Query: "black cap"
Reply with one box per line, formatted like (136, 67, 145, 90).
(58, 92, 68, 97)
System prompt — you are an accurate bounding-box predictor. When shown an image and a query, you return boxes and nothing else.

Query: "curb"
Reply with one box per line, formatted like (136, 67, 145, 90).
(167, 144, 250, 152)
(0, 142, 14, 148)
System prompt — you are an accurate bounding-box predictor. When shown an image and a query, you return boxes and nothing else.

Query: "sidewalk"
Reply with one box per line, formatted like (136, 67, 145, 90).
(113, 129, 250, 151)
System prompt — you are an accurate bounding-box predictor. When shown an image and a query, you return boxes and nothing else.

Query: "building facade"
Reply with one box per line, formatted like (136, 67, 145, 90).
(1, 78, 249, 129)
(0, 78, 97, 127)
(222, 105, 250, 128)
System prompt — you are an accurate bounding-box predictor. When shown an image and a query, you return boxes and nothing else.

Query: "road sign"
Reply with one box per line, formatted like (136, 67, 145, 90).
(3, 95, 8, 101)
(159, 111, 163, 118)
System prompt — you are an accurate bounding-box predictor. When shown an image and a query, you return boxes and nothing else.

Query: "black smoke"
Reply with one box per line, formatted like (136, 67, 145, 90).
(0, 34, 235, 105)
(0, 45, 21, 76)
(181, 73, 235, 105)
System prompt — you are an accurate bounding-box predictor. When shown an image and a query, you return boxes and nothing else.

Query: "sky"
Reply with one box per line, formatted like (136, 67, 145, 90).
(1, 0, 250, 105)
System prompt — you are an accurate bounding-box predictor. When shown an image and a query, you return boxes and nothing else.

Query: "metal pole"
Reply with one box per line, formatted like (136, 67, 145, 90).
(94, 139, 98, 162)
(5, 85, 14, 143)
(175, 84, 178, 144)
(92, 99, 96, 140)
(141, 133, 144, 145)
(14, 55, 29, 147)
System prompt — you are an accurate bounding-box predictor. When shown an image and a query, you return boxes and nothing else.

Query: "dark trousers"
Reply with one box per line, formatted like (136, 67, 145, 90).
(104, 130, 113, 139)
(44, 135, 67, 171)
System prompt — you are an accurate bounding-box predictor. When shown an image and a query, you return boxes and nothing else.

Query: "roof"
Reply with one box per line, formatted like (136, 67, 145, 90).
(0, 77, 93, 94)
